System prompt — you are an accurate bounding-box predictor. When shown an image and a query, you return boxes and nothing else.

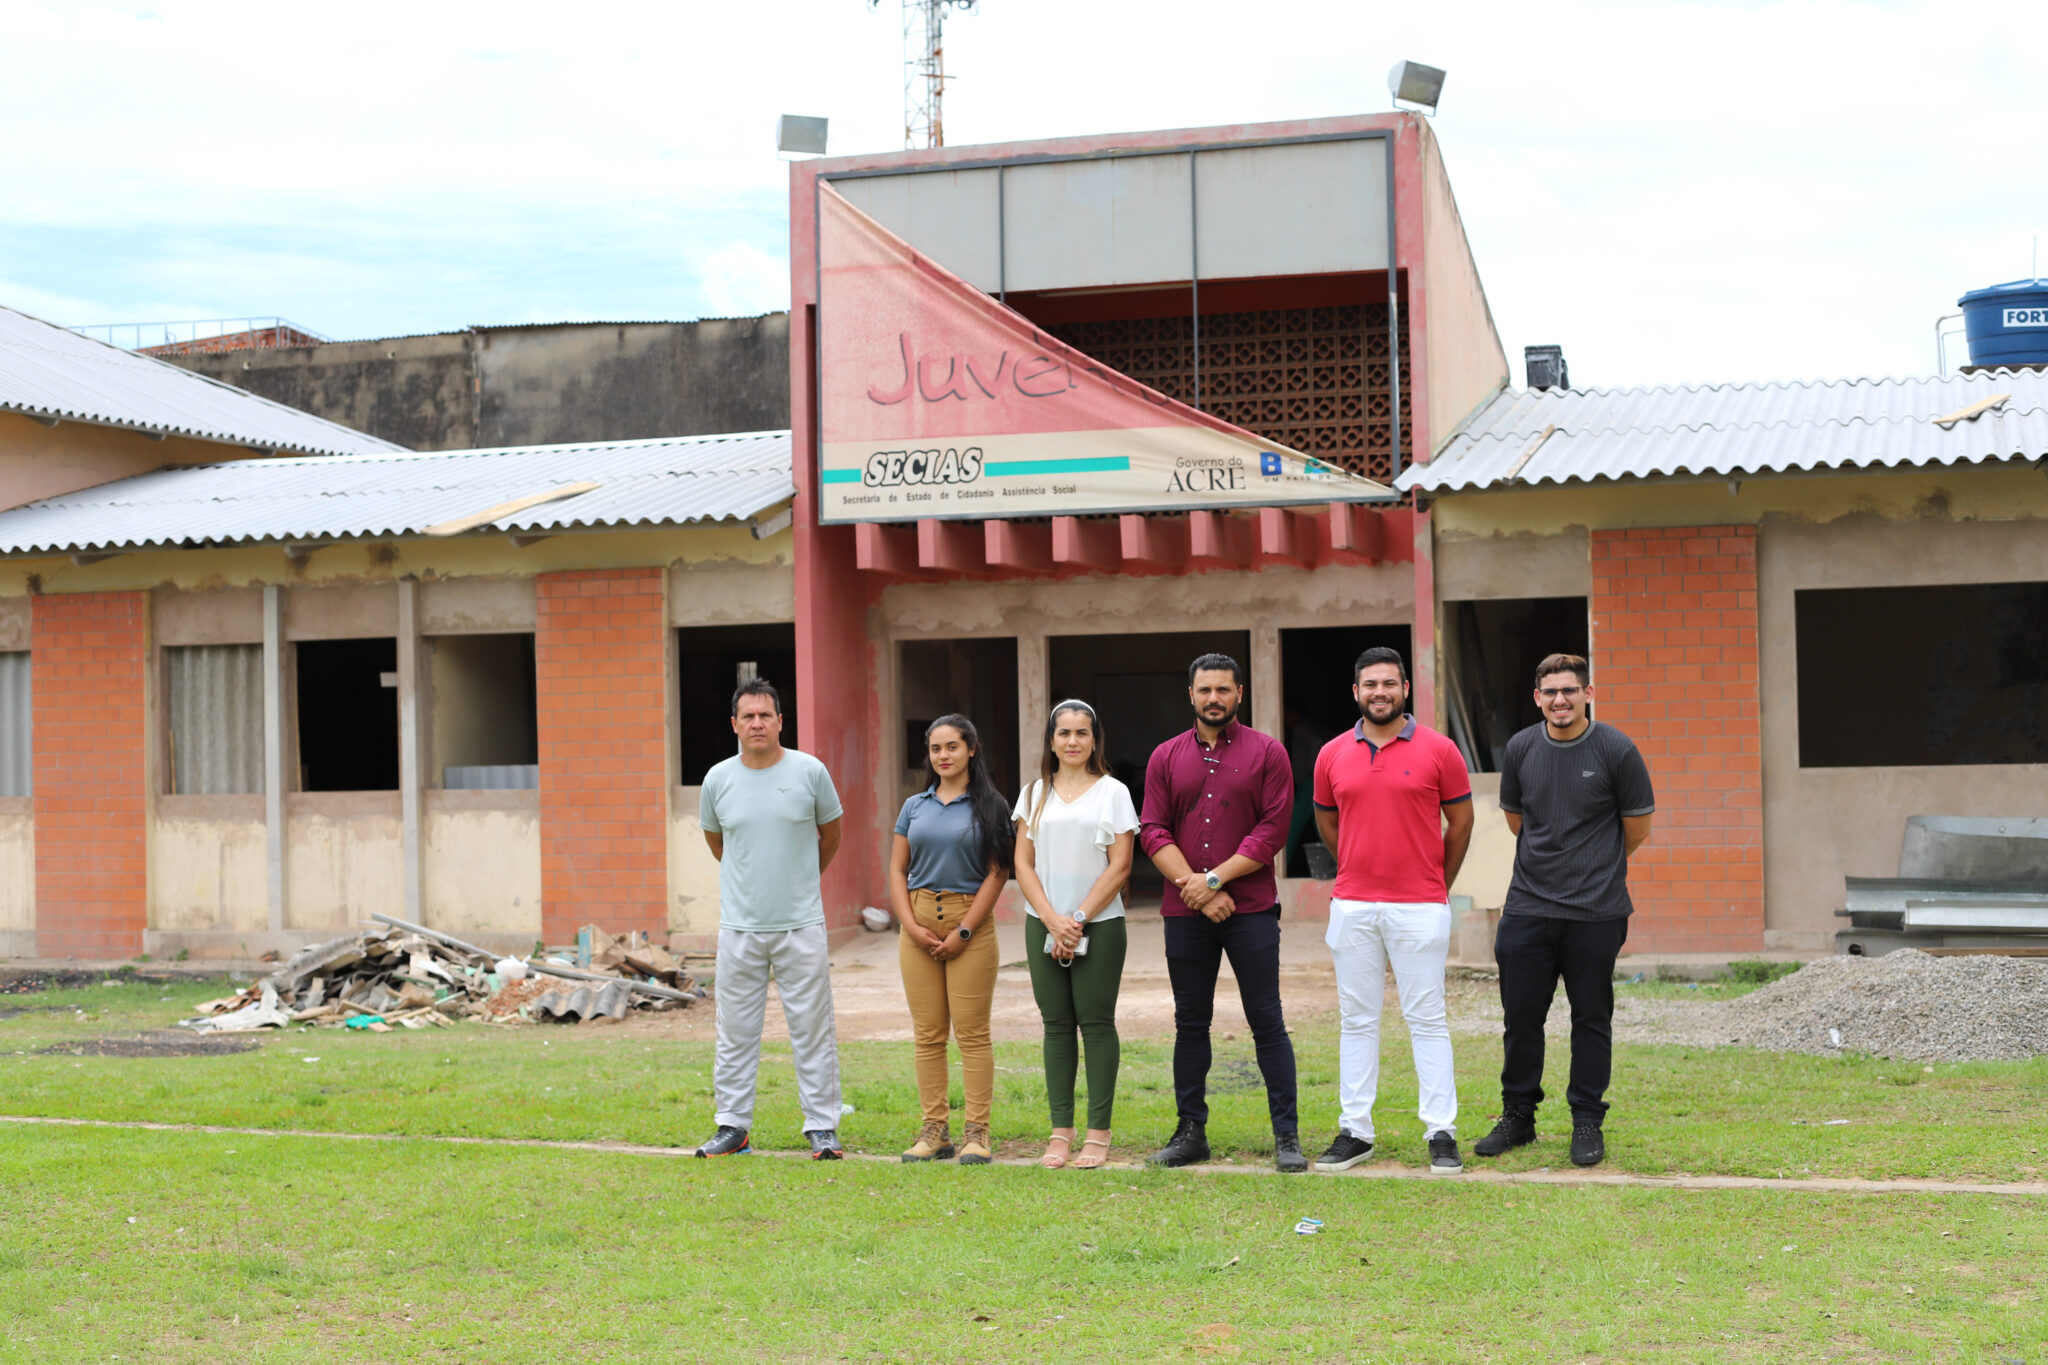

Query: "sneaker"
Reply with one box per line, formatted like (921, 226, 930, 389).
(1274, 1132, 1309, 1174)
(805, 1128, 844, 1161)
(1473, 1109, 1538, 1158)
(1426, 1130, 1463, 1175)
(901, 1120, 955, 1163)
(957, 1122, 992, 1166)
(1146, 1119, 1211, 1168)
(694, 1125, 751, 1158)
(1569, 1119, 1605, 1167)
(1313, 1131, 1374, 1172)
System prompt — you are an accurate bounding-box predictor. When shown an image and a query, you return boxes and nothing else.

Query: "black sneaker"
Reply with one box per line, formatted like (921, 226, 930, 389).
(1473, 1110, 1538, 1158)
(805, 1129, 844, 1161)
(1569, 1120, 1605, 1167)
(695, 1125, 751, 1158)
(1426, 1130, 1463, 1175)
(1274, 1132, 1308, 1174)
(1313, 1131, 1374, 1172)
(1146, 1120, 1210, 1168)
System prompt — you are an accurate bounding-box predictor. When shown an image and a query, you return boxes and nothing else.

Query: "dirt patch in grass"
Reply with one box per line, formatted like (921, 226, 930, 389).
(37, 1031, 262, 1058)
(0, 969, 117, 994)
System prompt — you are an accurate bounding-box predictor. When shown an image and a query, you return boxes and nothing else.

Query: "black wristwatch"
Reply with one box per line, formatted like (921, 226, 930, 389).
(957, 925, 974, 941)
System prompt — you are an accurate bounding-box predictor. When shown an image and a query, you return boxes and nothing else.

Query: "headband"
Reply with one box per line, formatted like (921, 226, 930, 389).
(1050, 699, 1097, 720)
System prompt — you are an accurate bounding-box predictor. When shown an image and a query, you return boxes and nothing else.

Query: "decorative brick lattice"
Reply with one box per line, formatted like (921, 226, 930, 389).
(1046, 304, 1412, 482)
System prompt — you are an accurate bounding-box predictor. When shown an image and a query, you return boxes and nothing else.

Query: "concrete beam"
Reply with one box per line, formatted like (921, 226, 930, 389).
(1257, 508, 1318, 568)
(984, 520, 1054, 575)
(1327, 502, 1387, 564)
(261, 584, 286, 934)
(1119, 514, 1190, 569)
(1052, 516, 1121, 572)
(1189, 510, 1255, 569)
(397, 580, 423, 922)
(917, 518, 996, 577)
(854, 522, 923, 579)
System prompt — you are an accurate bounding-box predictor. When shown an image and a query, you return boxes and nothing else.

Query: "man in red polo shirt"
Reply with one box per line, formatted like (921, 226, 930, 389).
(1311, 647, 1474, 1174)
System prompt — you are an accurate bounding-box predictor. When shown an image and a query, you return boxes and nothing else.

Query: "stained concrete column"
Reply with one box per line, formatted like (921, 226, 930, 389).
(1251, 620, 1282, 739)
(262, 584, 286, 934)
(397, 579, 423, 922)
(1015, 626, 1048, 793)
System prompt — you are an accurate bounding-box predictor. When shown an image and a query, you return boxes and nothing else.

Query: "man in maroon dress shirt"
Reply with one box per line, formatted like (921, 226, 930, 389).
(1139, 653, 1304, 1172)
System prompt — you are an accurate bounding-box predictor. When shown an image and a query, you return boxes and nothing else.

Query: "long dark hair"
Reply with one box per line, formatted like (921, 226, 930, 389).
(1029, 700, 1112, 835)
(924, 713, 1015, 877)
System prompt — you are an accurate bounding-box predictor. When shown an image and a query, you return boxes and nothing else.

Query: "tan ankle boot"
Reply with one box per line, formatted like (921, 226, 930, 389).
(902, 1120, 954, 1163)
(958, 1121, 992, 1165)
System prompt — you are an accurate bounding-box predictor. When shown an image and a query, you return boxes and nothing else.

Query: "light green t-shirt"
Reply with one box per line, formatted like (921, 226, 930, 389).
(698, 747, 844, 932)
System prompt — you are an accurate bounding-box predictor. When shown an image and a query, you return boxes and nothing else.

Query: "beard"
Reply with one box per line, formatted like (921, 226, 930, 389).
(1358, 695, 1404, 724)
(1192, 698, 1238, 727)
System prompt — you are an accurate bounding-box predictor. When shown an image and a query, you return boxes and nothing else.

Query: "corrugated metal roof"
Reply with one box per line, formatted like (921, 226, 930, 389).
(0, 431, 794, 556)
(1, 305, 407, 457)
(1397, 367, 2048, 494)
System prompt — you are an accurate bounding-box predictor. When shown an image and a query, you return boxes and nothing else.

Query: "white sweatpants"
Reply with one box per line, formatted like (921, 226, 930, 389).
(713, 924, 842, 1133)
(1325, 898, 1457, 1140)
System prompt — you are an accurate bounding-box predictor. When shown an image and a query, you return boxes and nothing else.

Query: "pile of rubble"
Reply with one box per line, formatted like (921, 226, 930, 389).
(183, 915, 699, 1035)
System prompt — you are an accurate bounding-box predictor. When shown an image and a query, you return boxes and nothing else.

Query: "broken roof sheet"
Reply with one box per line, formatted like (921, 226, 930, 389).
(1396, 367, 2048, 495)
(0, 430, 794, 556)
(0, 305, 407, 457)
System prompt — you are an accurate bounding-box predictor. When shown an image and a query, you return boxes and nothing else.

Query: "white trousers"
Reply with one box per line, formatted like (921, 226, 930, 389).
(714, 924, 842, 1133)
(1325, 898, 1457, 1140)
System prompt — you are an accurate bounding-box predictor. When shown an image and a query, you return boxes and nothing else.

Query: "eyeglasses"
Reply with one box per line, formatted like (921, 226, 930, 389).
(1538, 686, 1585, 700)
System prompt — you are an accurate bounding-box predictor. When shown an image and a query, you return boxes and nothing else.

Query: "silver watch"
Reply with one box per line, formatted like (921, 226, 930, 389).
(1205, 871, 1223, 891)
(957, 925, 973, 941)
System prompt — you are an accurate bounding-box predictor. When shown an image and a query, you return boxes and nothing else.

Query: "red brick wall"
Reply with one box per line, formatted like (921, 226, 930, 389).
(535, 569, 670, 943)
(32, 593, 149, 958)
(1591, 526, 1763, 953)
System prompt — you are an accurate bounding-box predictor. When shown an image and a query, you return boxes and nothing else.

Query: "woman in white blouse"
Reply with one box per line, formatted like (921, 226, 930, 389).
(1012, 700, 1139, 1169)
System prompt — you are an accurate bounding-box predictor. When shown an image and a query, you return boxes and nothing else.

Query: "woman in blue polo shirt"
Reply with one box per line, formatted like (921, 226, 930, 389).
(888, 713, 1015, 1165)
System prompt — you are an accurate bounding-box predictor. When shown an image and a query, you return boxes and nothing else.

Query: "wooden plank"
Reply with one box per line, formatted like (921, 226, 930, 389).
(421, 482, 601, 537)
(1932, 393, 2010, 428)
(1503, 424, 1556, 483)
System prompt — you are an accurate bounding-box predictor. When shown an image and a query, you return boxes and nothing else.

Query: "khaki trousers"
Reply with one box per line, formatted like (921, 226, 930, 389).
(899, 888, 998, 1127)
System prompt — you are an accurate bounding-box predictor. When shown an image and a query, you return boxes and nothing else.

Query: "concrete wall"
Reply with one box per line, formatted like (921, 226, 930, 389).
(1758, 514, 2048, 949)
(422, 791, 541, 938)
(1416, 121, 1510, 454)
(150, 795, 267, 936)
(0, 798, 32, 954)
(283, 793, 402, 931)
(161, 317, 793, 452)
(0, 411, 253, 513)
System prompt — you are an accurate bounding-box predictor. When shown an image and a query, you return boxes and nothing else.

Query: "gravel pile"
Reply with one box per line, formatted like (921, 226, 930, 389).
(1649, 950, 2048, 1063)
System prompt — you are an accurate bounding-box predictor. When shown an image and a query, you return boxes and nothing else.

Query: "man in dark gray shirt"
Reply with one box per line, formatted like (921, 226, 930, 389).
(1473, 652, 1654, 1168)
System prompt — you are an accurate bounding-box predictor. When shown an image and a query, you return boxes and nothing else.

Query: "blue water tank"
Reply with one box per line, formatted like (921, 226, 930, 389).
(1959, 278, 2048, 369)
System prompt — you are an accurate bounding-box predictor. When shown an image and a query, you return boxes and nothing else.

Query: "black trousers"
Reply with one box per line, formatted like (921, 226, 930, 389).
(1495, 912, 1630, 1120)
(1164, 909, 1298, 1134)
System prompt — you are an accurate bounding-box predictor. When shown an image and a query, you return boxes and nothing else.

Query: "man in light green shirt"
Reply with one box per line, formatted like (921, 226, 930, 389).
(694, 677, 845, 1160)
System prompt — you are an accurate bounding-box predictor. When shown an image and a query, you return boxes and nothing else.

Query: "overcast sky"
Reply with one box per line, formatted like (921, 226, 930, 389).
(4, 0, 2043, 389)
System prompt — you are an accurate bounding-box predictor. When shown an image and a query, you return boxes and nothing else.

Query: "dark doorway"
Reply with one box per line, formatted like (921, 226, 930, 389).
(1444, 597, 1590, 772)
(1049, 630, 1253, 903)
(678, 624, 797, 786)
(1278, 624, 1413, 877)
(897, 638, 1019, 804)
(295, 638, 399, 792)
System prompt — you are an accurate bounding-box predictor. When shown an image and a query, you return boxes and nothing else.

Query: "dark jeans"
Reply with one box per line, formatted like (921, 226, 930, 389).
(1163, 909, 1298, 1135)
(1495, 912, 1630, 1120)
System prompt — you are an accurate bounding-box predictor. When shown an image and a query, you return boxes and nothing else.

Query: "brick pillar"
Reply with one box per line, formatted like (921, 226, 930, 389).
(32, 592, 149, 959)
(535, 568, 670, 944)
(1590, 526, 1763, 953)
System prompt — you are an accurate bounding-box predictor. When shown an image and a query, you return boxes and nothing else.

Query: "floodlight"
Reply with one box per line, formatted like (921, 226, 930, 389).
(1387, 61, 1447, 114)
(776, 115, 830, 157)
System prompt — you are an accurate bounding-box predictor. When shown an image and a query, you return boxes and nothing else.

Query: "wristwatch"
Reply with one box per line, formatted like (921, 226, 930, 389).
(1204, 871, 1223, 891)
(957, 925, 974, 941)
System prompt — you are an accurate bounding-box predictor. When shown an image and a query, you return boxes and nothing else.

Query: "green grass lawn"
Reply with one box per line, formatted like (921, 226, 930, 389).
(3, 975, 2045, 1362)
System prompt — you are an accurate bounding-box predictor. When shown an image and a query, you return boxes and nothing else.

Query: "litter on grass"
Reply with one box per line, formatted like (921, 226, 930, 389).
(179, 919, 700, 1034)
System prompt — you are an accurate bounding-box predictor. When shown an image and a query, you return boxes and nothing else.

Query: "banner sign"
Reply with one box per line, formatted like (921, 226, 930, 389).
(816, 185, 1391, 524)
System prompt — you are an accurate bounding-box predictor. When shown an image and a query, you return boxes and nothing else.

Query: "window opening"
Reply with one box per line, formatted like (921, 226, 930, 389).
(1797, 582, 2048, 767)
(679, 624, 796, 786)
(295, 637, 400, 791)
(897, 637, 1020, 805)
(165, 644, 263, 794)
(1443, 597, 1589, 773)
(1278, 624, 1412, 877)
(430, 633, 538, 789)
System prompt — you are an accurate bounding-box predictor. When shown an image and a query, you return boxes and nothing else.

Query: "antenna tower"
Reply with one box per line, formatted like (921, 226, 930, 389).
(873, 0, 977, 149)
